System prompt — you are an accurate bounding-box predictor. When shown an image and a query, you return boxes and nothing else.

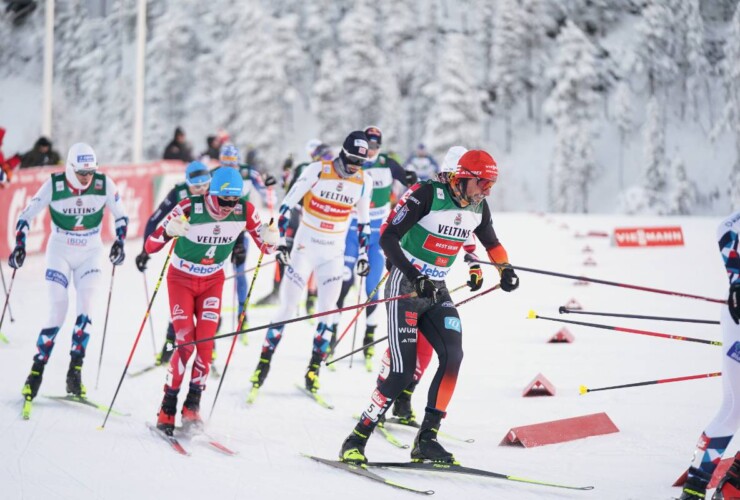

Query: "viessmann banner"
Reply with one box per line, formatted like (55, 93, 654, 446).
(613, 226, 685, 247)
(0, 161, 185, 257)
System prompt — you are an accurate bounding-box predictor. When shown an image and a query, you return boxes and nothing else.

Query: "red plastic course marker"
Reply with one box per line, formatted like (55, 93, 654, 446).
(500, 412, 619, 448)
(548, 328, 575, 343)
(522, 373, 556, 397)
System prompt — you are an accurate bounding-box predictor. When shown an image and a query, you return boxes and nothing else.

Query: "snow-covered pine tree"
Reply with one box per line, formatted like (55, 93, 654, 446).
(641, 96, 670, 213)
(422, 33, 483, 161)
(311, 49, 343, 147)
(380, 0, 419, 150)
(491, 0, 547, 151)
(335, 0, 400, 145)
(613, 80, 633, 189)
(667, 153, 696, 214)
(217, 4, 290, 171)
(722, 5, 740, 208)
(634, 0, 679, 97)
(407, 0, 440, 156)
(543, 21, 602, 213)
(672, 0, 710, 123)
(143, 0, 198, 159)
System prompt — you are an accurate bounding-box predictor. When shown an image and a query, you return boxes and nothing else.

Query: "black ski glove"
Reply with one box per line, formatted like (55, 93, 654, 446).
(276, 245, 291, 266)
(8, 244, 26, 269)
(263, 174, 277, 187)
(729, 282, 740, 324)
(404, 169, 418, 186)
(499, 265, 519, 292)
(467, 264, 483, 292)
(231, 234, 246, 266)
(414, 275, 437, 301)
(109, 239, 125, 266)
(135, 251, 150, 272)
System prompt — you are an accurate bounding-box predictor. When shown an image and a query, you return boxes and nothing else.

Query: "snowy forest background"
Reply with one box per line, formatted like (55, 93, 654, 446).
(1, 0, 740, 215)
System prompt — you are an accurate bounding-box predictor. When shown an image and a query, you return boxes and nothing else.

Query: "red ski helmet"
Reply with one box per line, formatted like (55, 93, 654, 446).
(454, 150, 498, 183)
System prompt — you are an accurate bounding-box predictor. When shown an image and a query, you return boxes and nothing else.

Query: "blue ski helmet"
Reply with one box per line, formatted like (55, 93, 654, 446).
(209, 167, 244, 197)
(219, 143, 242, 167)
(185, 161, 211, 186)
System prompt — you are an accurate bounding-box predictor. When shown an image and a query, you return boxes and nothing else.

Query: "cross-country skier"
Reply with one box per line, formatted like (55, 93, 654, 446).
(145, 167, 278, 434)
(339, 149, 520, 465)
(376, 145, 476, 424)
(135, 161, 211, 365)
(11, 143, 128, 407)
(216, 144, 277, 329)
(256, 140, 332, 309)
(249, 131, 372, 397)
(678, 210, 740, 500)
(334, 126, 417, 370)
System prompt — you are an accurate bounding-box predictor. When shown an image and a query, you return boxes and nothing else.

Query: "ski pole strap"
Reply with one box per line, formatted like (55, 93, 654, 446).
(474, 260, 726, 304)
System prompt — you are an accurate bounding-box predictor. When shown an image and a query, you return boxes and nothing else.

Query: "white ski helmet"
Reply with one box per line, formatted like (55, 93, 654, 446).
(65, 142, 98, 190)
(441, 146, 468, 174)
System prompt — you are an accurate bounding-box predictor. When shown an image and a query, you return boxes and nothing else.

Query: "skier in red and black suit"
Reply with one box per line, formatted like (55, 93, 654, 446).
(340, 149, 520, 465)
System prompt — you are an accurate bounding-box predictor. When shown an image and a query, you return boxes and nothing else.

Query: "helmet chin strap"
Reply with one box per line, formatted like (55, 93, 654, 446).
(449, 178, 470, 207)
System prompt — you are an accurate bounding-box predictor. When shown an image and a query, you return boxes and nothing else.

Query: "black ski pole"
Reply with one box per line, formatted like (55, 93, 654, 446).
(0, 261, 15, 323)
(529, 311, 722, 346)
(474, 260, 725, 304)
(327, 284, 499, 366)
(0, 268, 17, 341)
(349, 276, 364, 369)
(558, 306, 719, 325)
(142, 273, 158, 356)
(95, 265, 117, 390)
(99, 240, 175, 429)
(209, 249, 266, 420)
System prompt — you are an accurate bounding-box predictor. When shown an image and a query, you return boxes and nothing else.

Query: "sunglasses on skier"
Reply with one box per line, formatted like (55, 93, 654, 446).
(76, 170, 95, 177)
(216, 196, 239, 208)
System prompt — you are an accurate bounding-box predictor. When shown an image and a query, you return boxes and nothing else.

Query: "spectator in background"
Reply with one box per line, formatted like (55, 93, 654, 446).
(162, 127, 193, 163)
(0, 127, 22, 186)
(20, 136, 61, 168)
(403, 143, 440, 182)
(201, 135, 221, 161)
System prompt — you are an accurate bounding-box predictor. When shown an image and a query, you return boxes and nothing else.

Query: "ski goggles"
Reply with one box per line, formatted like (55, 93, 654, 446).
(216, 196, 239, 208)
(343, 151, 367, 166)
(76, 169, 95, 177)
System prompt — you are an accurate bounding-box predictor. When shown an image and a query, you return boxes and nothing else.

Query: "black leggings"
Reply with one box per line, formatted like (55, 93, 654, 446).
(376, 266, 463, 416)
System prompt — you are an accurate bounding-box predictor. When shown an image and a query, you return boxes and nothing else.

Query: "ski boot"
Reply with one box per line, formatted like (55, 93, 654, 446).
(713, 453, 740, 499)
(156, 388, 178, 436)
(679, 466, 711, 500)
(363, 326, 375, 371)
(65, 356, 86, 398)
(410, 410, 457, 464)
(392, 380, 418, 425)
(305, 352, 322, 394)
(340, 422, 373, 464)
(181, 384, 203, 430)
(22, 360, 45, 401)
(155, 323, 175, 365)
(250, 353, 273, 388)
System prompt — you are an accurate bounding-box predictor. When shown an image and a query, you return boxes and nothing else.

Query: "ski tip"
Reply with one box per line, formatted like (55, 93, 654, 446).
(527, 309, 537, 319)
(579, 385, 589, 395)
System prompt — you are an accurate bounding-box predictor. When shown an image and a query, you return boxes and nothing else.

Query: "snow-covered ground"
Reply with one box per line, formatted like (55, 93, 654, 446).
(0, 212, 730, 500)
